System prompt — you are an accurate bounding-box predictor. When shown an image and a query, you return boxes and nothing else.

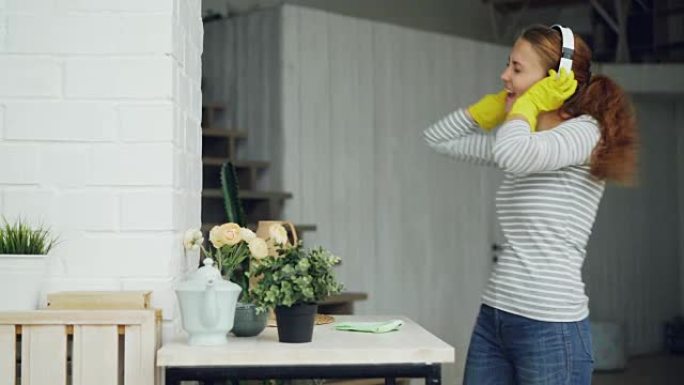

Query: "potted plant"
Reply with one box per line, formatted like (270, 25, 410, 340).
(183, 223, 270, 337)
(217, 161, 274, 336)
(0, 218, 56, 310)
(251, 242, 343, 343)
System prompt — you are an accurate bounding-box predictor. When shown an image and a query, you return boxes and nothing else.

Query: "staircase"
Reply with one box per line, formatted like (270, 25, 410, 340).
(200, 104, 315, 235)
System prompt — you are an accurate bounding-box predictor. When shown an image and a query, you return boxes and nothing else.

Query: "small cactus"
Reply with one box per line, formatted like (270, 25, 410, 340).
(220, 161, 246, 227)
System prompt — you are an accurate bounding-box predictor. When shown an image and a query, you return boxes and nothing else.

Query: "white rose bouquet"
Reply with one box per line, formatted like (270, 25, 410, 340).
(184, 223, 269, 301)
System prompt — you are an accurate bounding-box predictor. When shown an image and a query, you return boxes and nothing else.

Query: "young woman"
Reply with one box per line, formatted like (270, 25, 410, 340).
(423, 25, 638, 384)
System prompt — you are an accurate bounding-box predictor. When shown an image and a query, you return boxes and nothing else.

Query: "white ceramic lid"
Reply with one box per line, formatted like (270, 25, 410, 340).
(176, 258, 239, 292)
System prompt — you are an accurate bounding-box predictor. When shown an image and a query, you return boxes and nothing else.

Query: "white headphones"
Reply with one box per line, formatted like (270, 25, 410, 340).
(551, 24, 574, 75)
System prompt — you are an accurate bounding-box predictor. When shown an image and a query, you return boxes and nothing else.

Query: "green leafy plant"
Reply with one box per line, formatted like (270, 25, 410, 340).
(251, 242, 343, 309)
(0, 218, 56, 255)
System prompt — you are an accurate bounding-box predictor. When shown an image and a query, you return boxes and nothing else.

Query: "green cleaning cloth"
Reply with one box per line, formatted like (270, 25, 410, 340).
(334, 319, 404, 333)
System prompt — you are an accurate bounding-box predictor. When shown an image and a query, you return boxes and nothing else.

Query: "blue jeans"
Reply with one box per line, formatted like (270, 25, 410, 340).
(463, 304, 594, 385)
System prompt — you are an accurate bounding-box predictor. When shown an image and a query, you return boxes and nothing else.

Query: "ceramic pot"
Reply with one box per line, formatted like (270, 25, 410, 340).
(175, 258, 241, 345)
(231, 302, 268, 337)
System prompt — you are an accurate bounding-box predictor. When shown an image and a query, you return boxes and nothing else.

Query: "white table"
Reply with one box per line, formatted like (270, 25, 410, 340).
(157, 316, 455, 385)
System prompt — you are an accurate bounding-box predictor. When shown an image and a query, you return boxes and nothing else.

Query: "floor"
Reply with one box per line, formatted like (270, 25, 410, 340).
(592, 353, 684, 385)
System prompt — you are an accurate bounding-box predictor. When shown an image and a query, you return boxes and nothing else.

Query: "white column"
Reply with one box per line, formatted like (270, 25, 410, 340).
(0, 0, 203, 340)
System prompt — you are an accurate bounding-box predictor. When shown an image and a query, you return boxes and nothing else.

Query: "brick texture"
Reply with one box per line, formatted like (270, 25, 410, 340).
(0, 0, 203, 329)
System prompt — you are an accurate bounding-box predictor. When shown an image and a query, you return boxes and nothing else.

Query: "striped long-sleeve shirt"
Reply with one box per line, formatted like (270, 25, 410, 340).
(423, 109, 604, 322)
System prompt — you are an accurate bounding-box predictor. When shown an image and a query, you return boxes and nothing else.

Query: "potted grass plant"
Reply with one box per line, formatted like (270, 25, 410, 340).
(0, 218, 56, 310)
(251, 242, 343, 343)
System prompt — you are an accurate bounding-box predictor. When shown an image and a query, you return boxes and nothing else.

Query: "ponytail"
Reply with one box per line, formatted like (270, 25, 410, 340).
(561, 75, 638, 185)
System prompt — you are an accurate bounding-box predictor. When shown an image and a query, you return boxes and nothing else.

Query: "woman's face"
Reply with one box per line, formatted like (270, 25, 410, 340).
(500, 38, 548, 112)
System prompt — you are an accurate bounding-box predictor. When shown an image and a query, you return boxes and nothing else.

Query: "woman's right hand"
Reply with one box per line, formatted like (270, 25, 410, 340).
(467, 89, 508, 131)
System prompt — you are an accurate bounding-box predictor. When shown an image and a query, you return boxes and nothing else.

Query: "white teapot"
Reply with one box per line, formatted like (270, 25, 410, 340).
(175, 258, 241, 345)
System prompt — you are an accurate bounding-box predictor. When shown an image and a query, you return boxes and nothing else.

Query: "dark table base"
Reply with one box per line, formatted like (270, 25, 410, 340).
(165, 363, 442, 385)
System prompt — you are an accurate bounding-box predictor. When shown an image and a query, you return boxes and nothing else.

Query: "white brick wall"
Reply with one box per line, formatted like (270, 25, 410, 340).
(87, 143, 175, 186)
(119, 103, 175, 142)
(7, 14, 172, 55)
(0, 144, 40, 184)
(65, 57, 174, 99)
(0, 105, 3, 139)
(0, 57, 62, 97)
(6, 102, 117, 141)
(0, 15, 6, 52)
(3, 0, 172, 15)
(63, 0, 172, 13)
(0, 0, 203, 335)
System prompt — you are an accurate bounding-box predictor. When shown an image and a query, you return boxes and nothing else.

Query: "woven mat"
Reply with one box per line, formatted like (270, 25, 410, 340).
(267, 313, 335, 327)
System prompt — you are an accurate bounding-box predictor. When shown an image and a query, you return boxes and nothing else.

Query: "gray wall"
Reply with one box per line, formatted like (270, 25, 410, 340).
(276, 6, 684, 361)
(201, 3, 684, 381)
(202, 0, 595, 45)
(278, 6, 506, 382)
(284, 0, 495, 42)
(203, 0, 495, 42)
(204, 5, 509, 382)
(584, 96, 682, 355)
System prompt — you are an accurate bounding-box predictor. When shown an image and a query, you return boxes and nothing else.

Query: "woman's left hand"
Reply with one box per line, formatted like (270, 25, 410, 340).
(525, 69, 577, 112)
(507, 69, 577, 130)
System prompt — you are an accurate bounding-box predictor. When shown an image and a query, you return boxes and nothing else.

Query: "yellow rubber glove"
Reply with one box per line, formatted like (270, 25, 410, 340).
(508, 69, 578, 131)
(467, 89, 508, 131)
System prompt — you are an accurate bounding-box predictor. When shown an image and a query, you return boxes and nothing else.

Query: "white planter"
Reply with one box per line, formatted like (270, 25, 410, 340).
(0, 254, 49, 310)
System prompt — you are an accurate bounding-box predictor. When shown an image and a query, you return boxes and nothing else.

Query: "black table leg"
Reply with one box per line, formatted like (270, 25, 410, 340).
(166, 368, 181, 385)
(426, 364, 441, 385)
(385, 377, 397, 385)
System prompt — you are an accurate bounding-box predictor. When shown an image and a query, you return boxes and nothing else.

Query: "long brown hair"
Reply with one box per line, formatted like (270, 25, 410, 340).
(520, 25, 638, 185)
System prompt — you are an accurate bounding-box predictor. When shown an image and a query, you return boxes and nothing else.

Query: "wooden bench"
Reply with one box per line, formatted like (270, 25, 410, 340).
(0, 310, 159, 385)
